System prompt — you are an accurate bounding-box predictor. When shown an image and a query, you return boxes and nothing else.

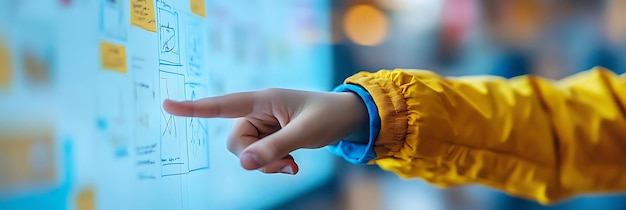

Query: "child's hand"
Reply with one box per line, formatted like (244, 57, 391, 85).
(163, 88, 368, 175)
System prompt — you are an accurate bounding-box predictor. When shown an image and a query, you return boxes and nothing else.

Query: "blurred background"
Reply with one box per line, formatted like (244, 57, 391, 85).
(1, 0, 626, 209)
(292, 0, 626, 210)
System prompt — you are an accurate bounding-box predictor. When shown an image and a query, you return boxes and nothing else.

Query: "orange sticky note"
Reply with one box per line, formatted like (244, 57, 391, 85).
(76, 188, 96, 210)
(0, 41, 11, 90)
(190, 0, 206, 17)
(100, 42, 127, 74)
(0, 129, 56, 189)
(131, 0, 157, 32)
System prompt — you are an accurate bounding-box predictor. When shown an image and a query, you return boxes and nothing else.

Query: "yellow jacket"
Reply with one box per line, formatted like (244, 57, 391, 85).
(344, 67, 626, 204)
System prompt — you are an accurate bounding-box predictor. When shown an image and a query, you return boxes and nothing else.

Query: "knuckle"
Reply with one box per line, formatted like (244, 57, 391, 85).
(226, 138, 239, 155)
(259, 88, 283, 98)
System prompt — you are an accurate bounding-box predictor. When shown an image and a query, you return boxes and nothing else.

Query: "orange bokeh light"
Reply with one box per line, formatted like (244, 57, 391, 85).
(343, 5, 389, 46)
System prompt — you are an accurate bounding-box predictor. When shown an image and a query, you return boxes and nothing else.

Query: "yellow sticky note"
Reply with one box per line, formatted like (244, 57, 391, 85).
(100, 42, 127, 74)
(0, 129, 56, 189)
(190, 0, 207, 17)
(76, 188, 96, 210)
(131, 0, 157, 32)
(0, 41, 11, 90)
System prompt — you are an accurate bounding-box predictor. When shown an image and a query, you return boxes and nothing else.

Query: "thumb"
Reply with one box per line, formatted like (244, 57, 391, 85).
(238, 123, 304, 170)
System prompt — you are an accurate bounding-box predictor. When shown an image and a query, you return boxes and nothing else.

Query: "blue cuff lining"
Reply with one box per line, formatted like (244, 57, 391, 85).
(327, 84, 380, 164)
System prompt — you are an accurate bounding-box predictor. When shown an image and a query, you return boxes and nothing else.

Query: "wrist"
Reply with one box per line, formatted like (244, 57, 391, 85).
(327, 84, 380, 164)
(337, 92, 369, 145)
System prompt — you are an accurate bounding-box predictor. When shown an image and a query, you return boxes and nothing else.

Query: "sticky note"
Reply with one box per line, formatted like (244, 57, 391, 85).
(190, 0, 206, 17)
(131, 0, 157, 32)
(76, 188, 96, 210)
(100, 42, 127, 74)
(0, 41, 11, 90)
(0, 129, 56, 189)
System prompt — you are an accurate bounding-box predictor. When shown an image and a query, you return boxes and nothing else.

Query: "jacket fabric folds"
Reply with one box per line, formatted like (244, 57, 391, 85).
(343, 67, 626, 204)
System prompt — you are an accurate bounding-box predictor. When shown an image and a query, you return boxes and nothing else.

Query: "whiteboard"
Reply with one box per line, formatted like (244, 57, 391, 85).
(0, 0, 334, 209)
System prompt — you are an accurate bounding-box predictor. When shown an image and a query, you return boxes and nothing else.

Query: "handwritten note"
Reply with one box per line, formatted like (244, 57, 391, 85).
(100, 42, 127, 74)
(131, 0, 157, 32)
(0, 41, 11, 89)
(190, 0, 207, 17)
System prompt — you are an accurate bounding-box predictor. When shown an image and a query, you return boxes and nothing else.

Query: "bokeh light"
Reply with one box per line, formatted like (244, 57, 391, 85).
(343, 4, 389, 46)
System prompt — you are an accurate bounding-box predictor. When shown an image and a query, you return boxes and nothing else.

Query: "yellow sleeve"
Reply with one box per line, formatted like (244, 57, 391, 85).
(344, 67, 626, 204)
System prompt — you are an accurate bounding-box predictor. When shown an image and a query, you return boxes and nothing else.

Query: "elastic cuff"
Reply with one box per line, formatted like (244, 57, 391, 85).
(327, 84, 380, 164)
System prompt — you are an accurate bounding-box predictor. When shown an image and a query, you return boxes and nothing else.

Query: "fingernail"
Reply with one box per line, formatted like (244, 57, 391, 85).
(241, 153, 261, 169)
(280, 166, 294, 175)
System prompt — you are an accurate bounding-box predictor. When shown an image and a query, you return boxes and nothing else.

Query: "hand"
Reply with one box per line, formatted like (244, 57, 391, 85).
(163, 88, 368, 175)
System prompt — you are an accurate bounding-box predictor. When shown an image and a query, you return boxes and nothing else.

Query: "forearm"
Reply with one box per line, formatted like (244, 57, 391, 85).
(343, 67, 626, 204)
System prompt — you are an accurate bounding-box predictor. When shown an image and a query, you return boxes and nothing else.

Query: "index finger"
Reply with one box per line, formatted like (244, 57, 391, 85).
(163, 92, 258, 118)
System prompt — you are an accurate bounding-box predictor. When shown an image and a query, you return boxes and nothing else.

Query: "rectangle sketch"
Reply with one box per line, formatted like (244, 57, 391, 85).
(186, 21, 203, 78)
(134, 82, 159, 180)
(134, 82, 154, 131)
(159, 71, 188, 176)
(100, 0, 127, 40)
(157, 8, 181, 66)
(186, 83, 209, 171)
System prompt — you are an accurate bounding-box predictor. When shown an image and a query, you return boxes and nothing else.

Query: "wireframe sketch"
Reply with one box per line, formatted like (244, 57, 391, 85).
(101, 0, 127, 40)
(134, 82, 159, 180)
(158, 8, 181, 66)
(159, 71, 188, 176)
(187, 22, 203, 77)
(186, 83, 209, 171)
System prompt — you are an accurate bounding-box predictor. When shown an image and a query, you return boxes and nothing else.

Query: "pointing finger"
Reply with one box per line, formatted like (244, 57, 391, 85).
(163, 92, 258, 118)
